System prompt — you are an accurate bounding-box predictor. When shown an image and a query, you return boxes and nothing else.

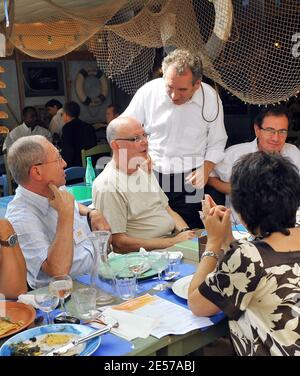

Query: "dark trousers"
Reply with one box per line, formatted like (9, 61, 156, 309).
(155, 171, 204, 229)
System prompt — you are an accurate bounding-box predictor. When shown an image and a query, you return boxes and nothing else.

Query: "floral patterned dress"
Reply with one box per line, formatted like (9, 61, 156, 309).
(199, 239, 300, 356)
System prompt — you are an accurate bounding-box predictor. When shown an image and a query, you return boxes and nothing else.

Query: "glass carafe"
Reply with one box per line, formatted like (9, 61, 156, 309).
(89, 230, 115, 305)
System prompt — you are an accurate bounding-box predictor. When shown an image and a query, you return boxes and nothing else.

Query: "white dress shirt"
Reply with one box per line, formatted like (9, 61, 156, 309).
(3, 123, 52, 152)
(6, 185, 94, 288)
(212, 138, 300, 223)
(123, 78, 227, 174)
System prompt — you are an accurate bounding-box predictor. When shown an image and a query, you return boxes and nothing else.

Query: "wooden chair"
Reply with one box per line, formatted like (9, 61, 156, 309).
(81, 143, 111, 168)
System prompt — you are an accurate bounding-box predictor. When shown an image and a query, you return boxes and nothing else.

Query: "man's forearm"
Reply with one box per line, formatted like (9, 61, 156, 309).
(203, 160, 215, 185)
(42, 212, 74, 276)
(78, 203, 91, 216)
(112, 234, 175, 253)
(207, 177, 231, 194)
(166, 206, 189, 231)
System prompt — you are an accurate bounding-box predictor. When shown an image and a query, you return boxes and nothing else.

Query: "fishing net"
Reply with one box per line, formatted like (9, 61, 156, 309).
(0, 0, 299, 104)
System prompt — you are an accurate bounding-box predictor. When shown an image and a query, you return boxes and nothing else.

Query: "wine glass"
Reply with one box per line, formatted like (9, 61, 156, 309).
(49, 275, 73, 318)
(148, 252, 169, 291)
(126, 253, 146, 293)
(34, 292, 59, 325)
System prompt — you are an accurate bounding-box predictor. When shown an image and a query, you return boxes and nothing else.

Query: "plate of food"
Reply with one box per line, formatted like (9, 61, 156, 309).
(0, 301, 36, 339)
(172, 274, 194, 300)
(99, 253, 167, 280)
(0, 324, 101, 356)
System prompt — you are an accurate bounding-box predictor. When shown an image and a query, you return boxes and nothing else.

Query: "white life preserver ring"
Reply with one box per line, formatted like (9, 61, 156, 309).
(75, 68, 108, 107)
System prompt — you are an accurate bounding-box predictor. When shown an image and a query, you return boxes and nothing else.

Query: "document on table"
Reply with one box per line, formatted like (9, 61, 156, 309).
(128, 295, 214, 339)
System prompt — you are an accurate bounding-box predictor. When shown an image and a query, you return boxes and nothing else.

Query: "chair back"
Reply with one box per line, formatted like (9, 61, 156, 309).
(0, 174, 9, 196)
(65, 166, 86, 184)
(81, 144, 111, 168)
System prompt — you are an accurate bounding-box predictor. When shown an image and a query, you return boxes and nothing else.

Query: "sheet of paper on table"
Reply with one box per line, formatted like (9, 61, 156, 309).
(109, 294, 213, 339)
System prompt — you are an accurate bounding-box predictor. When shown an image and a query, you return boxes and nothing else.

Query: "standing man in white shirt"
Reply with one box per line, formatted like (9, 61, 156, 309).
(3, 106, 52, 152)
(207, 105, 300, 223)
(123, 49, 227, 229)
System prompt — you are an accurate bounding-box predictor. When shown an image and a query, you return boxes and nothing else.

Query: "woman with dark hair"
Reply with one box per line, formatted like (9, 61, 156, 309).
(188, 151, 300, 356)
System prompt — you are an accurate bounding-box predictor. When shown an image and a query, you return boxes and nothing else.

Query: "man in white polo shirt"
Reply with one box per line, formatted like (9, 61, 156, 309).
(123, 49, 227, 229)
(207, 105, 300, 223)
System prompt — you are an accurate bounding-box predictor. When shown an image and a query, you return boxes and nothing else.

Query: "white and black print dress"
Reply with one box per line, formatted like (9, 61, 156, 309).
(199, 239, 300, 356)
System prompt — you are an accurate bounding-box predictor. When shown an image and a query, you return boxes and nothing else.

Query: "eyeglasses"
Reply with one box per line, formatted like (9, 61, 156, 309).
(260, 127, 288, 136)
(114, 133, 149, 143)
(33, 153, 63, 168)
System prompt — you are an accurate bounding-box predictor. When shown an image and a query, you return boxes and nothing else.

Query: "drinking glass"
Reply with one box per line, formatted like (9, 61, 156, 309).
(126, 253, 146, 293)
(49, 275, 73, 318)
(148, 252, 169, 291)
(34, 292, 59, 324)
(164, 252, 181, 280)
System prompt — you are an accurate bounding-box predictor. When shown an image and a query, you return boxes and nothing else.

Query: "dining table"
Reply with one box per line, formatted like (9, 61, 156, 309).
(0, 245, 229, 357)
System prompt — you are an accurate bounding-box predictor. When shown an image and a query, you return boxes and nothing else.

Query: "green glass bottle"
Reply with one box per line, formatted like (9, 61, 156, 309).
(85, 156, 95, 186)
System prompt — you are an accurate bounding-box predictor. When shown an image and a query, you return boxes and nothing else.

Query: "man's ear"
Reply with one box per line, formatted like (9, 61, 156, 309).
(29, 165, 43, 181)
(254, 124, 260, 138)
(110, 140, 119, 151)
(194, 80, 201, 90)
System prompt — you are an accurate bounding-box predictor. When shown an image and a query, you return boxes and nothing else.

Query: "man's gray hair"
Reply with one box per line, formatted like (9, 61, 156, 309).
(106, 119, 120, 144)
(7, 135, 48, 184)
(106, 116, 136, 144)
(162, 49, 203, 84)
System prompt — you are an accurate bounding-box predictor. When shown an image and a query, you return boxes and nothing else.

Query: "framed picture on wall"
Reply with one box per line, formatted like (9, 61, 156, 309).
(22, 61, 65, 97)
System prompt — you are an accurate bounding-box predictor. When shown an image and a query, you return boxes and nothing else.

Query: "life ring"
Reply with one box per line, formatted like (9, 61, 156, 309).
(75, 68, 108, 107)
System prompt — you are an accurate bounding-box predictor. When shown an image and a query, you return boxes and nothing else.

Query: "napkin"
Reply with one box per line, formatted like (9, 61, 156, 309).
(108, 247, 147, 259)
(17, 293, 39, 309)
(100, 307, 158, 341)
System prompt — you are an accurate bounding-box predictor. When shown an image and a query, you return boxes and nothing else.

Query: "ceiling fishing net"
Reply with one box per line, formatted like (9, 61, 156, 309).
(0, 0, 299, 104)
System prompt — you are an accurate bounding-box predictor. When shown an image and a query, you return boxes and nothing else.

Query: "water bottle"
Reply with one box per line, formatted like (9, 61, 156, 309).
(85, 156, 95, 186)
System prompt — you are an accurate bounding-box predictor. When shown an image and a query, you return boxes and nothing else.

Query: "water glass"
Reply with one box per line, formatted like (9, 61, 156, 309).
(165, 252, 182, 279)
(115, 269, 136, 301)
(126, 253, 146, 292)
(49, 275, 73, 317)
(72, 287, 97, 319)
(34, 293, 59, 324)
(148, 251, 169, 290)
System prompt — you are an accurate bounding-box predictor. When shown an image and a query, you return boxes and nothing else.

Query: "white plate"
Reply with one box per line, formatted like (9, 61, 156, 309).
(172, 275, 193, 300)
(0, 324, 101, 356)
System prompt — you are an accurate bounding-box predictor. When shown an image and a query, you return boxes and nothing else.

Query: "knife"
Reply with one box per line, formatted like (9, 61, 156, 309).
(45, 325, 112, 356)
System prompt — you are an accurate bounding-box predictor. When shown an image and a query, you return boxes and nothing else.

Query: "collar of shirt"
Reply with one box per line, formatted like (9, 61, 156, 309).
(16, 185, 52, 216)
(161, 81, 203, 107)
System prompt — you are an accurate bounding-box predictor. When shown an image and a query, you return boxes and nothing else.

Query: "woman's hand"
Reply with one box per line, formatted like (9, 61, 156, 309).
(202, 194, 233, 251)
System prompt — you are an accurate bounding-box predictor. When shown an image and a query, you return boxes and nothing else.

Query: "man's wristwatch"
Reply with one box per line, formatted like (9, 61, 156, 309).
(179, 227, 190, 233)
(0, 233, 18, 247)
